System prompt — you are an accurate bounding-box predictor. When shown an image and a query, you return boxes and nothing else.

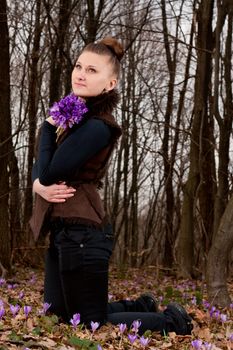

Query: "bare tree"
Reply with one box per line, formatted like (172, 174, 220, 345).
(0, 0, 12, 270)
(176, 0, 215, 278)
(23, 0, 44, 233)
(212, 0, 233, 238)
(206, 1, 233, 307)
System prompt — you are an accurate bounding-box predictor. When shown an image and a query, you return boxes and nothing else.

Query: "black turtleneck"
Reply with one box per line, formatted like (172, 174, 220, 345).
(32, 117, 111, 186)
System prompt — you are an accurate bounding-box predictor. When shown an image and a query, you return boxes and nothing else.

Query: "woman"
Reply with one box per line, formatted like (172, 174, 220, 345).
(30, 37, 193, 336)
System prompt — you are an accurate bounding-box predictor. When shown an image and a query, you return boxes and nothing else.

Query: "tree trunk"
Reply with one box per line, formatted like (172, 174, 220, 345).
(213, 3, 232, 238)
(9, 152, 21, 255)
(206, 195, 233, 306)
(23, 0, 42, 233)
(48, 0, 72, 104)
(161, 0, 177, 267)
(176, 0, 214, 278)
(86, 0, 104, 43)
(122, 87, 130, 266)
(130, 70, 139, 267)
(0, 0, 12, 270)
(206, 3, 233, 308)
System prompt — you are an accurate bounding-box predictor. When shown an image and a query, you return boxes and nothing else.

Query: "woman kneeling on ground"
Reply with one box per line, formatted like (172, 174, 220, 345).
(30, 36, 193, 336)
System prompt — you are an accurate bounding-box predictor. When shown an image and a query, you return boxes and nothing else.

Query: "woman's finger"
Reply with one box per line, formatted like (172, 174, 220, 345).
(56, 185, 76, 192)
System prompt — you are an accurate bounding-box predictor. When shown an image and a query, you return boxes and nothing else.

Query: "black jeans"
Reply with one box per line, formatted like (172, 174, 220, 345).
(44, 220, 178, 335)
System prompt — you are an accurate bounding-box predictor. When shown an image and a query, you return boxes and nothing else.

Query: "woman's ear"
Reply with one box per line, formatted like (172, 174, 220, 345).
(106, 78, 117, 92)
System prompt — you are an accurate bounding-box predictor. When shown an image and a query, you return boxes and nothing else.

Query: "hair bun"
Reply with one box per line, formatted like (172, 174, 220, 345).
(99, 37, 124, 62)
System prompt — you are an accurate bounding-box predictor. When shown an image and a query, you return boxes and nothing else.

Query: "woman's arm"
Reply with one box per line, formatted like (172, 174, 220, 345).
(33, 178, 76, 203)
(38, 118, 111, 186)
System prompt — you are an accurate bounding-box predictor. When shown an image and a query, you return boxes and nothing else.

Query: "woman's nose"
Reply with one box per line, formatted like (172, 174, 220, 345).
(78, 74, 85, 81)
(77, 69, 86, 80)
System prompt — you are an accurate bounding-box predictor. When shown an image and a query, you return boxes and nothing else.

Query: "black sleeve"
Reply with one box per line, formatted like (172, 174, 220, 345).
(38, 118, 111, 186)
(31, 161, 39, 183)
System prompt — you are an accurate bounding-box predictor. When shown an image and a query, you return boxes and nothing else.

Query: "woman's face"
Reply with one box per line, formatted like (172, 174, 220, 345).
(71, 51, 117, 98)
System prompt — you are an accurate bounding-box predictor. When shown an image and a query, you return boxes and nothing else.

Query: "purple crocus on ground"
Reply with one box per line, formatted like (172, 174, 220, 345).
(90, 321, 100, 333)
(49, 94, 88, 130)
(0, 307, 5, 320)
(191, 339, 202, 349)
(10, 304, 20, 317)
(131, 319, 141, 333)
(204, 341, 213, 350)
(202, 300, 210, 309)
(18, 291, 24, 299)
(139, 336, 150, 347)
(70, 313, 81, 329)
(118, 323, 127, 334)
(0, 278, 5, 287)
(209, 306, 216, 317)
(43, 302, 51, 314)
(128, 333, 137, 344)
(23, 305, 32, 318)
(220, 313, 227, 322)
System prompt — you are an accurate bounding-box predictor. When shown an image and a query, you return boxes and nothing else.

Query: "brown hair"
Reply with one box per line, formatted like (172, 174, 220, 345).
(81, 37, 124, 77)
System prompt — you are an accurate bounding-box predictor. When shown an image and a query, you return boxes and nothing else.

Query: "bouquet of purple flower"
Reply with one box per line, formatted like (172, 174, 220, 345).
(49, 93, 88, 139)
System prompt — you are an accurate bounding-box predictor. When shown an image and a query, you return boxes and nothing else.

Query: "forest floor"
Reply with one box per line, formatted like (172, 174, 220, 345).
(0, 265, 232, 350)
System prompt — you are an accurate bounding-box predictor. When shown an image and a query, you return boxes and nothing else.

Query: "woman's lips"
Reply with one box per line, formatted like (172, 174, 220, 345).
(73, 82, 86, 87)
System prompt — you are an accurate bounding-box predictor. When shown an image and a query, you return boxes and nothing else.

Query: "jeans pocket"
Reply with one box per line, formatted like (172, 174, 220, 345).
(60, 245, 84, 271)
(56, 226, 89, 272)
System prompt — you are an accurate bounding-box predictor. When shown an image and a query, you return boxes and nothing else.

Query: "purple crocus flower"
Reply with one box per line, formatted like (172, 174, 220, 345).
(90, 321, 100, 333)
(191, 339, 202, 349)
(70, 313, 81, 329)
(139, 336, 150, 347)
(0, 307, 5, 320)
(38, 302, 52, 316)
(209, 306, 216, 317)
(220, 313, 227, 322)
(213, 310, 220, 319)
(29, 274, 36, 284)
(228, 333, 233, 341)
(204, 341, 213, 349)
(97, 345, 102, 350)
(0, 278, 5, 287)
(118, 323, 127, 334)
(49, 94, 88, 130)
(43, 302, 51, 314)
(10, 304, 20, 317)
(18, 291, 24, 299)
(24, 305, 32, 318)
(128, 334, 137, 344)
(191, 296, 197, 305)
(131, 319, 141, 333)
(203, 300, 210, 309)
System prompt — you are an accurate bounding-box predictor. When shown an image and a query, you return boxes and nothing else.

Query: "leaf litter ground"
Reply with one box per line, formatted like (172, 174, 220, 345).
(0, 265, 232, 349)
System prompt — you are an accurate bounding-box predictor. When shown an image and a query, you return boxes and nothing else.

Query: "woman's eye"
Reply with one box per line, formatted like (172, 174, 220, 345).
(75, 64, 81, 70)
(88, 68, 96, 73)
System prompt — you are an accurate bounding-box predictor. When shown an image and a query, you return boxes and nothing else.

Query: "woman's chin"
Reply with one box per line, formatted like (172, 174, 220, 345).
(72, 91, 87, 99)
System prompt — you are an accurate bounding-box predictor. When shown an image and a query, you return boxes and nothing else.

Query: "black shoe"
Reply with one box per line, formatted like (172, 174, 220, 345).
(135, 293, 159, 313)
(166, 302, 193, 335)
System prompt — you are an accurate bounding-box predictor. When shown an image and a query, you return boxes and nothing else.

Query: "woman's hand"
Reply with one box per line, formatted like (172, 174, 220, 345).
(33, 179, 76, 203)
